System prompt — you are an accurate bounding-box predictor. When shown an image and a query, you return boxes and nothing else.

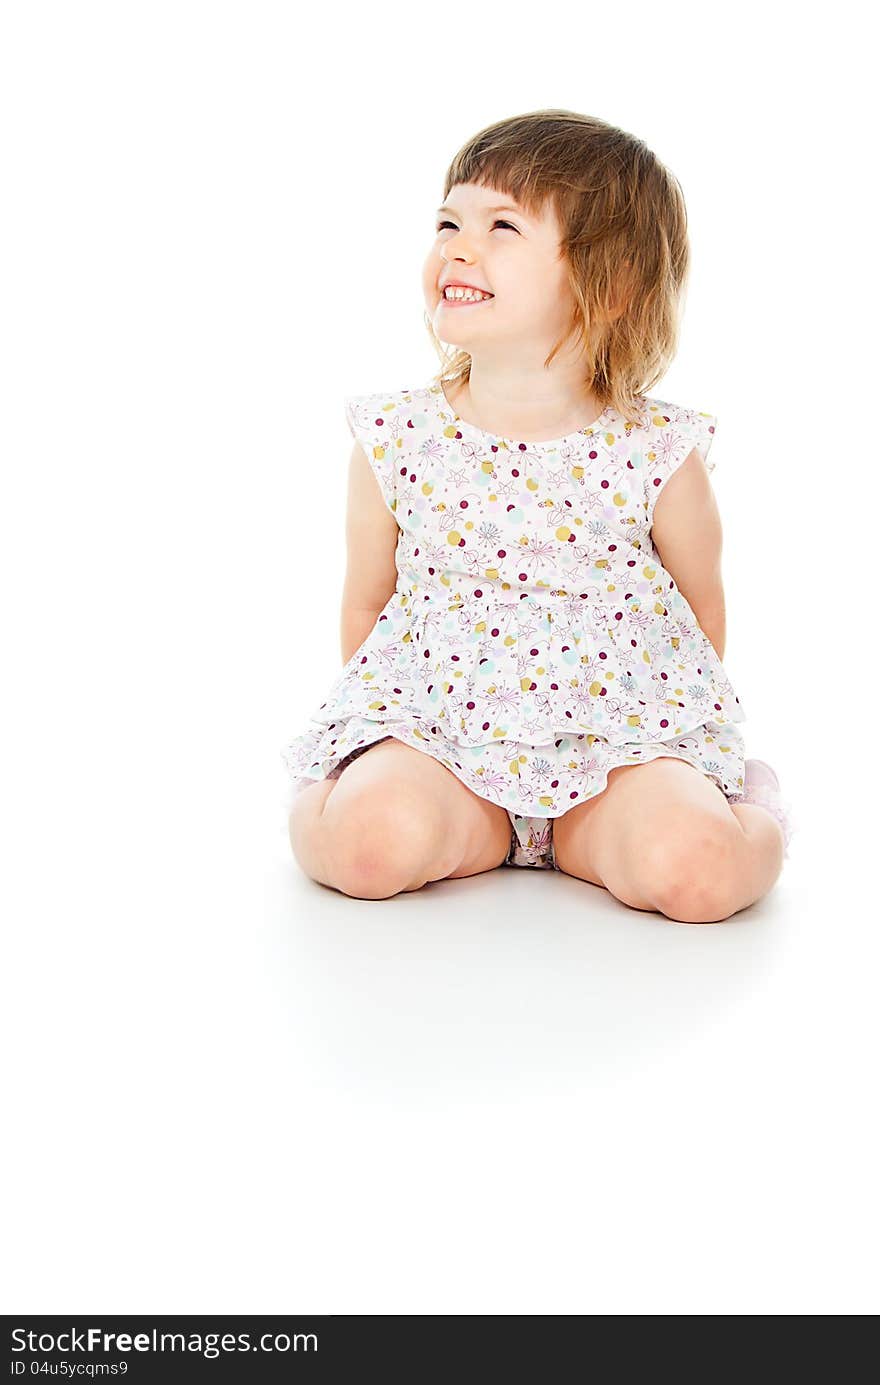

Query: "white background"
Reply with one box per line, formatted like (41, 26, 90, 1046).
(2, 0, 877, 1314)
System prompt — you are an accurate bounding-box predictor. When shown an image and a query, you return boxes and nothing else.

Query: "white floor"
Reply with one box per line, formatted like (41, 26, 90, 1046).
(5, 747, 875, 1315)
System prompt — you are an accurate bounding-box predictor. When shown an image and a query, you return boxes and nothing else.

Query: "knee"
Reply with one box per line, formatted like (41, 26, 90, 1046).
(321, 787, 441, 899)
(641, 819, 743, 924)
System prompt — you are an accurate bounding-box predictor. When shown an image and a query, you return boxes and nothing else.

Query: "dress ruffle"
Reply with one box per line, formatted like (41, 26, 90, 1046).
(299, 586, 745, 751)
(281, 712, 747, 819)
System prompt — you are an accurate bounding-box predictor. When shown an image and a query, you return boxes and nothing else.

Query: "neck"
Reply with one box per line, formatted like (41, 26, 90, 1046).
(446, 368, 605, 440)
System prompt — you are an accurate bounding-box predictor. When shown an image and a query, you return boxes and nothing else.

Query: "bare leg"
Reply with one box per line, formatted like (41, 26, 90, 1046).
(288, 778, 338, 887)
(724, 802, 787, 911)
(288, 740, 512, 898)
(553, 757, 786, 923)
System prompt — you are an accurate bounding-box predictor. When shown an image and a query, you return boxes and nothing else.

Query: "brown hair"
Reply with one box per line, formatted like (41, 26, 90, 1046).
(425, 109, 693, 429)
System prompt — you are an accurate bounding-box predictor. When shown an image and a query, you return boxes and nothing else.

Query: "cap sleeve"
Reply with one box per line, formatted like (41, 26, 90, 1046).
(344, 393, 399, 518)
(644, 404, 717, 529)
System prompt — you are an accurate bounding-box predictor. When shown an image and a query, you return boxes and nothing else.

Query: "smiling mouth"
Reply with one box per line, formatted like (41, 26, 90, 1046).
(439, 293, 494, 306)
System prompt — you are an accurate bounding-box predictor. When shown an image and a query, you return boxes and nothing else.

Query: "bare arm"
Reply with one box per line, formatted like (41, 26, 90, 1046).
(650, 448, 727, 659)
(339, 438, 400, 664)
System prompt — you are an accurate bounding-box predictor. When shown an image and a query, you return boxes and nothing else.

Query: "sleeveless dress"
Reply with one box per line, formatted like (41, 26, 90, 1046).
(281, 379, 747, 868)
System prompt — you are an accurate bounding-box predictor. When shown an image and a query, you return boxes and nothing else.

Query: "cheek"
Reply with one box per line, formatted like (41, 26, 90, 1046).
(510, 286, 559, 321)
(422, 254, 443, 295)
(537, 280, 573, 324)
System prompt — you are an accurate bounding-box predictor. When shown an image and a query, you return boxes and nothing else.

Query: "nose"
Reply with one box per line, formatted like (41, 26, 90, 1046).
(442, 243, 475, 266)
(440, 228, 476, 263)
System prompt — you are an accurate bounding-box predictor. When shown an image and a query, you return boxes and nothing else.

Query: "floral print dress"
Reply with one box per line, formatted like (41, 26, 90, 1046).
(281, 379, 747, 867)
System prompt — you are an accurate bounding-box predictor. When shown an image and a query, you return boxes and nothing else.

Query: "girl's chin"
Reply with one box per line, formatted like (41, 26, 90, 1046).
(432, 304, 494, 333)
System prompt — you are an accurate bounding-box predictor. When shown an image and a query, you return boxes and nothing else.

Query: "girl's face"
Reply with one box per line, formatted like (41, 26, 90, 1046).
(422, 182, 577, 361)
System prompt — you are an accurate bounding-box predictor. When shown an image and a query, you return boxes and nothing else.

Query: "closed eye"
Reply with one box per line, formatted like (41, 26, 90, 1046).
(436, 220, 519, 233)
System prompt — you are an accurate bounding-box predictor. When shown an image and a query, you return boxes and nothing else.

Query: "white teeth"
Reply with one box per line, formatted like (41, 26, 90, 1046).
(443, 286, 492, 302)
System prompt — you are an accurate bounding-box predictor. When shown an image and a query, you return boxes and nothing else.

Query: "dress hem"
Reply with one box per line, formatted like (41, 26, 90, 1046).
(282, 720, 746, 817)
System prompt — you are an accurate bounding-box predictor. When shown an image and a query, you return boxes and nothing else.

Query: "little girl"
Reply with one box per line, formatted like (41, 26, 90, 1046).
(281, 109, 794, 922)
